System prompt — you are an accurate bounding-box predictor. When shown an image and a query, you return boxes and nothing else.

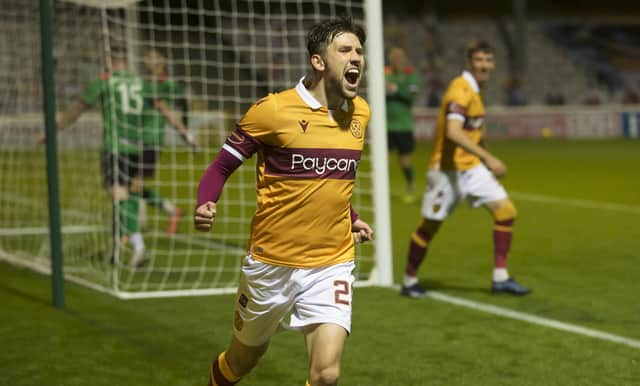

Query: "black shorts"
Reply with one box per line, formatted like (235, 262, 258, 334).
(387, 131, 415, 155)
(101, 152, 141, 188)
(101, 150, 158, 187)
(141, 148, 159, 178)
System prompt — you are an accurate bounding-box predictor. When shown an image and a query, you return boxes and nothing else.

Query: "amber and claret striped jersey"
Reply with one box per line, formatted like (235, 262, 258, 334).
(429, 70, 486, 171)
(222, 79, 370, 268)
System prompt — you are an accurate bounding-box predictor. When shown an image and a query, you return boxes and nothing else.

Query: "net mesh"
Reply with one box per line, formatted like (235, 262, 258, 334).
(0, 0, 379, 298)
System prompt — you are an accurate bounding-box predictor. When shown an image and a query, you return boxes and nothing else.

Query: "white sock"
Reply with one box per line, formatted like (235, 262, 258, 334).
(493, 268, 509, 282)
(129, 233, 145, 252)
(403, 275, 418, 287)
(162, 200, 176, 215)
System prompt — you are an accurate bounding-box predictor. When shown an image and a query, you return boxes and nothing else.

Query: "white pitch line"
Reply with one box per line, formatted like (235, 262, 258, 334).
(511, 191, 640, 214)
(0, 193, 101, 222)
(393, 285, 640, 350)
(0, 225, 107, 236)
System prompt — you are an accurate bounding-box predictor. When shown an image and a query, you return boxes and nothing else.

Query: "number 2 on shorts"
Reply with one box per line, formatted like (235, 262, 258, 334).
(334, 280, 350, 305)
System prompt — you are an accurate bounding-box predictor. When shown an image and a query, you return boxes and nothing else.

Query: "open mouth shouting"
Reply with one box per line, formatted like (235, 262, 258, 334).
(344, 67, 361, 90)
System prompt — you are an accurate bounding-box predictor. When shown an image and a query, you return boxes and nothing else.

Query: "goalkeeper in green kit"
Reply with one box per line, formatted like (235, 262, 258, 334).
(141, 48, 196, 235)
(385, 46, 420, 204)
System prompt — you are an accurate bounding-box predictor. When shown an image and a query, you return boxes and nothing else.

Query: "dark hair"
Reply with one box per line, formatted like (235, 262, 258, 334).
(466, 41, 493, 60)
(307, 16, 366, 57)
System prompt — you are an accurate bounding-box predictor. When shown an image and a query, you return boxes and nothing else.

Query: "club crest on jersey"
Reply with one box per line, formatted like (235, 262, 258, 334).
(298, 119, 310, 132)
(432, 204, 441, 213)
(350, 119, 362, 138)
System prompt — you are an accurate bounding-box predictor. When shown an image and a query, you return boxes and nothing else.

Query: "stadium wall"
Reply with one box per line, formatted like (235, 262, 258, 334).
(0, 111, 229, 150)
(3, 106, 639, 151)
(414, 105, 640, 139)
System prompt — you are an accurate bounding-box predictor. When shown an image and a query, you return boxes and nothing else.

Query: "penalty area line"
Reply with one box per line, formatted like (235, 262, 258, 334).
(392, 285, 640, 350)
(511, 191, 640, 214)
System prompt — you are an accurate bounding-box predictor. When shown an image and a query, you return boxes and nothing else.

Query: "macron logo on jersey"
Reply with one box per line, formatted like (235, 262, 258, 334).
(298, 120, 310, 132)
(291, 154, 358, 176)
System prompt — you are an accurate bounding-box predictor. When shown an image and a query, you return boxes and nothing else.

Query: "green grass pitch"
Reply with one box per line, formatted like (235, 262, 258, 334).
(1, 139, 639, 385)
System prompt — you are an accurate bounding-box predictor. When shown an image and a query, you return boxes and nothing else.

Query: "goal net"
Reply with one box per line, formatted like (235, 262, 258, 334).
(0, 0, 391, 298)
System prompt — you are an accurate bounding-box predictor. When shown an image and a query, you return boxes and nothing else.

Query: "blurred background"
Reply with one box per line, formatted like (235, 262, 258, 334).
(4, 1, 640, 136)
(0, 1, 638, 385)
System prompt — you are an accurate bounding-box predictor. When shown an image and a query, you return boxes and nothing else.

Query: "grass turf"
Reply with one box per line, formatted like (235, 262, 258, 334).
(1, 139, 640, 385)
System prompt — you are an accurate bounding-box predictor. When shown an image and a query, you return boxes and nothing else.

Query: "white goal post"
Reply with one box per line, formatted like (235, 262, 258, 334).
(0, 0, 392, 298)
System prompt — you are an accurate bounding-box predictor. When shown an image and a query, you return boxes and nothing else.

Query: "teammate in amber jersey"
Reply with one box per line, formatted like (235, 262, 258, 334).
(194, 17, 373, 386)
(429, 70, 486, 171)
(401, 41, 531, 298)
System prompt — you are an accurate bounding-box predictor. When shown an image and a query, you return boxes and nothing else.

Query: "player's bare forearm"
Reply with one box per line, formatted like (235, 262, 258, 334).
(194, 201, 216, 231)
(445, 120, 490, 159)
(446, 119, 506, 176)
(155, 99, 185, 134)
(59, 101, 89, 130)
(155, 99, 197, 150)
(37, 101, 88, 145)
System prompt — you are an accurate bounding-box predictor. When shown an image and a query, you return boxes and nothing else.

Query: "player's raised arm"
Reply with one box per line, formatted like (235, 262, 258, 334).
(194, 147, 242, 232)
(194, 113, 266, 232)
(194, 93, 275, 231)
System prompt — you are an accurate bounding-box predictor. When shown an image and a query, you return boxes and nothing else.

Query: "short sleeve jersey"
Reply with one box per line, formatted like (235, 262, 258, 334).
(428, 71, 485, 171)
(81, 70, 145, 154)
(222, 79, 370, 268)
(141, 75, 184, 147)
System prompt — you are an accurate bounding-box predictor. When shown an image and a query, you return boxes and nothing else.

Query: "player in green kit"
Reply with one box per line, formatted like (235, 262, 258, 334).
(38, 52, 176, 266)
(141, 48, 196, 235)
(385, 46, 420, 203)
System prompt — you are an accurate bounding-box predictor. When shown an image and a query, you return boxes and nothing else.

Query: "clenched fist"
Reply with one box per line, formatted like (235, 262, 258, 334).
(194, 201, 217, 231)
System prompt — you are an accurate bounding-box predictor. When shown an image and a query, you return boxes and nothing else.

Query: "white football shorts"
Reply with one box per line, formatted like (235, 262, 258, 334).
(232, 255, 355, 347)
(421, 163, 508, 221)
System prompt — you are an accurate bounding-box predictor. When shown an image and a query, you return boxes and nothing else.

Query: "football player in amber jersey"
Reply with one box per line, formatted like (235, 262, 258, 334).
(401, 41, 531, 298)
(194, 17, 373, 386)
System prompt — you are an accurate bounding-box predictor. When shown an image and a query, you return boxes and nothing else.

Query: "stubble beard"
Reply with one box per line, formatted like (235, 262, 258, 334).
(326, 73, 356, 107)
(337, 76, 358, 100)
